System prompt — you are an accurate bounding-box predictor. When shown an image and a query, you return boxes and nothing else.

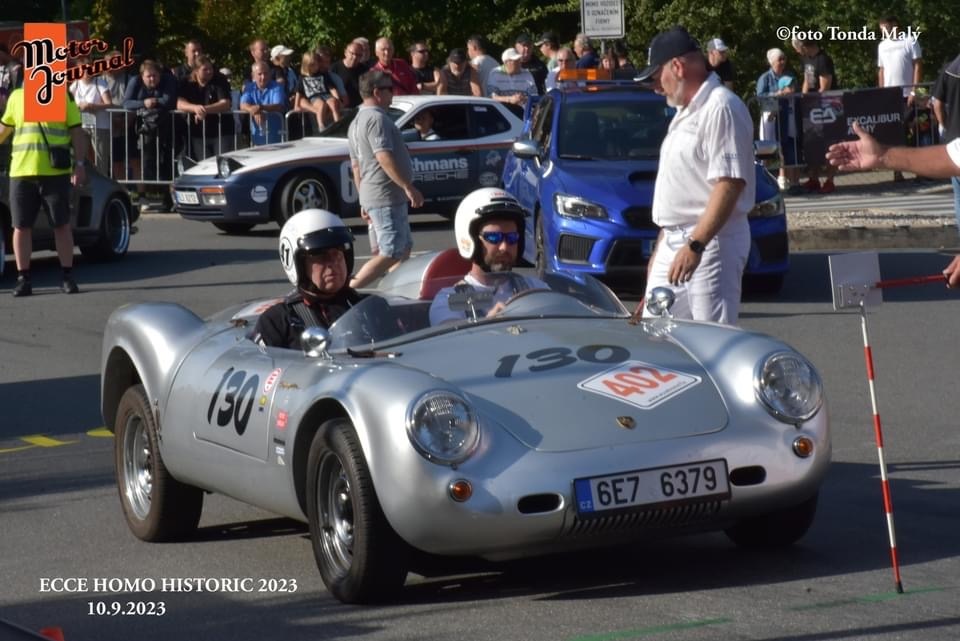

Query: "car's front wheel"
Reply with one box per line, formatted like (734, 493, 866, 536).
(724, 492, 818, 547)
(276, 171, 333, 225)
(114, 384, 203, 541)
(306, 418, 408, 603)
(80, 194, 132, 261)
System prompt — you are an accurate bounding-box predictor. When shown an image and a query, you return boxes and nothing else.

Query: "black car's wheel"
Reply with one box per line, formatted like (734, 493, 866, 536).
(535, 211, 547, 274)
(213, 222, 257, 234)
(724, 492, 818, 547)
(306, 418, 408, 603)
(277, 171, 333, 224)
(743, 273, 786, 296)
(114, 385, 203, 541)
(80, 194, 132, 261)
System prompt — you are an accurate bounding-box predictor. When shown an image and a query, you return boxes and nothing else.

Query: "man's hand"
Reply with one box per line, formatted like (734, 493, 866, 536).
(405, 184, 424, 208)
(71, 164, 86, 187)
(826, 121, 886, 172)
(667, 246, 702, 286)
(945, 255, 960, 289)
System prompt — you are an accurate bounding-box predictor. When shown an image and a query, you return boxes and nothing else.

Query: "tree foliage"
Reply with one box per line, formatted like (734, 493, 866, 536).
(18, 0, 957, 97)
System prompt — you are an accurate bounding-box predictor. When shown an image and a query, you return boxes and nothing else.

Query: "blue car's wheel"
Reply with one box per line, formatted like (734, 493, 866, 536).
(277, 171, 333, 224)
(307, 418, 408, 603)
(114, 384, 203, 541)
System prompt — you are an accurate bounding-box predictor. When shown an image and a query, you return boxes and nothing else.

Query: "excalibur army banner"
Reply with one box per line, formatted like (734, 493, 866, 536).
(799, 87, 904, 165)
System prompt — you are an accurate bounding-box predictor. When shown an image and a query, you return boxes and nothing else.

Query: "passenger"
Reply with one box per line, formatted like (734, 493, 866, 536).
(251, 209, 363, 349)
(429, 188, 547, 325)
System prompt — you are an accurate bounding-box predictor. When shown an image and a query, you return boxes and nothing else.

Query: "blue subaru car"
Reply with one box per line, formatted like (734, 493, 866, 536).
(502, 81, 788, 292)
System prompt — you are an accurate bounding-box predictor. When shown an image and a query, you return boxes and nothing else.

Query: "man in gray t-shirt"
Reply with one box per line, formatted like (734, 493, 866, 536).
(347, 69, 424, 288)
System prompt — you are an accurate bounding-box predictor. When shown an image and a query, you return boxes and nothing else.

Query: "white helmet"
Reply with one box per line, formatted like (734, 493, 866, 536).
(278, 209, 354, 287)
(454, 188, 527, 262)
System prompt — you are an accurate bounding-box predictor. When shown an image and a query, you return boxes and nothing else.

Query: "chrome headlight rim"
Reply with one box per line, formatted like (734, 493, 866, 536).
(754, 351, 823, 424)
(553, 192, 608, 219)
(405, 390, 480, 466)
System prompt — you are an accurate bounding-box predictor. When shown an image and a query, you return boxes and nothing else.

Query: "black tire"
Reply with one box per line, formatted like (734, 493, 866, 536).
(276, 170, 333, 225)
(114, 384, 203, 541)
(80, 194, 132, 261)
(534, 211, 547, 274)
(743, 273, 786, 296)
(724, 492, 818, 548)
(213, 222, 257, 234)
(306, 418, 408, 603)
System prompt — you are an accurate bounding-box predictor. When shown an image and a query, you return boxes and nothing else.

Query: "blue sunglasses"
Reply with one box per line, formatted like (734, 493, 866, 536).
(480, 231, 520, 245)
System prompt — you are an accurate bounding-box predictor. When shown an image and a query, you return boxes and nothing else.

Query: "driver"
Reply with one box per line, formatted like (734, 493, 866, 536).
(251, 209, 363, 349)
(429, 188, 547, 325)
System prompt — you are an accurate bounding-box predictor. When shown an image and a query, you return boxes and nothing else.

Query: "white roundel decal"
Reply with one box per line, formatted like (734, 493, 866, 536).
(478, 171, 500, 187)
(251, 185, 269, 203)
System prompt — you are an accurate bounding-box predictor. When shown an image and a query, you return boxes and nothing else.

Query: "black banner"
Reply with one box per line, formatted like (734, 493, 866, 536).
(799, 87, 904, 165)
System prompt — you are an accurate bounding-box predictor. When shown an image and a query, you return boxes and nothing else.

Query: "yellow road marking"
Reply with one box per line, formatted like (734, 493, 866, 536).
(0, 444, 35, 454)
(20, 435, 78, 447)
(86, 427, 113, 438)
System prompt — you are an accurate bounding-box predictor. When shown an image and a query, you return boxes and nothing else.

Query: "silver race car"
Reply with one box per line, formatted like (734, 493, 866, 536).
(101, 250, 829, 604)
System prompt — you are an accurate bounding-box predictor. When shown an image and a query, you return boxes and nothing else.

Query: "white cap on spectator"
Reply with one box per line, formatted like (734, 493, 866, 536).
(501, 47, 522, 62)
(219, 67, 232, 77)
(271, 44, 294, 58)
(706, 38, 728, 52)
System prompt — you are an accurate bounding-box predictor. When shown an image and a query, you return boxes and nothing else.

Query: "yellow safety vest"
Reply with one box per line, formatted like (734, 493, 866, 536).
(0, 87, 81, 177)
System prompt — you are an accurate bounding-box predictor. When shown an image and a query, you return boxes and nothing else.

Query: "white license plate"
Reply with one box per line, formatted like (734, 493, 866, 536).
(175, 190, 199, 205)
(575, 459, 730, 516)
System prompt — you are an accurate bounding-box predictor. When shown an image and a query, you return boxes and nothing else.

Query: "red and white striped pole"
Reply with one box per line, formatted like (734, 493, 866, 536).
(858, 300, 904, 593)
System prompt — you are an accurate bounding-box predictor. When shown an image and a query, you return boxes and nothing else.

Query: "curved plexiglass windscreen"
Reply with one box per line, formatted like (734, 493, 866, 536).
(326, 271, 629, 351)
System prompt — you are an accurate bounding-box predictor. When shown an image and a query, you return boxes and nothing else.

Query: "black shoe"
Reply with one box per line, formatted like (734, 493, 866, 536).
(61, 277, 79, 294)
(12, 277, 32, 297)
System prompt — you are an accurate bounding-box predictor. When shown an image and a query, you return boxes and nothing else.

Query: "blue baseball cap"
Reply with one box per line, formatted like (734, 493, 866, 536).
(636, 26, 701, 81)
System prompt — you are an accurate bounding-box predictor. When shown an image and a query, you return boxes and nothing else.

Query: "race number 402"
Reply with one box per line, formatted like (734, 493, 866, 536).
(577, 360, 701, 410)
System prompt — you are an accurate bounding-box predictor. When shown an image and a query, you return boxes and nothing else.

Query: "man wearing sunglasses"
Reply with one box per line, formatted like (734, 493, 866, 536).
(429, 188, 547, 325)
(348, 69, 424, 289)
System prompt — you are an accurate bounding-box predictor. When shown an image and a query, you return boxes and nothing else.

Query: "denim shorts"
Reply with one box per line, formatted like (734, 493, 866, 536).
(366, 203, 413, 259)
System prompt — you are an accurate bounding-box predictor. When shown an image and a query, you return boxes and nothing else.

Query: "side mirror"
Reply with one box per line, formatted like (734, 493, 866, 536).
(301, 326, 331, 358)
(401, 129, 421, 143)
(645, 287, 676, 318)
(511, 139, 541, 160)
(754, 140, 779, 161)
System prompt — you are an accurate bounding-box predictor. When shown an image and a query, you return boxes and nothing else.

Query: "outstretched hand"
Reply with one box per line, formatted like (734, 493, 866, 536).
(825, 121, 885, 172)
(945, 256, 960, 289)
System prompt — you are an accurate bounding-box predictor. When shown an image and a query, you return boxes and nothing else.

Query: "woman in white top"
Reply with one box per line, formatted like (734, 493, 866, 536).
(69, 56, 113, 174)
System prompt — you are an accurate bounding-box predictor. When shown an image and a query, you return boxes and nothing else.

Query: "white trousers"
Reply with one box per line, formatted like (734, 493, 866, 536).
(642, 221, 750, 324)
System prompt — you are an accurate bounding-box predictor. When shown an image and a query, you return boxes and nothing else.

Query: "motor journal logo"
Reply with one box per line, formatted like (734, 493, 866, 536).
(13, 23, 134, 122)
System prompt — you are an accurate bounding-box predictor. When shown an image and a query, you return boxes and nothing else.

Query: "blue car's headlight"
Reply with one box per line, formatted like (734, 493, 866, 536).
(749, 193, 785, 218)
(217, 156, 242, 179)
(755, 352, 823, 423)
(406, 391, 480, 465)
(554, 193, 608, 219)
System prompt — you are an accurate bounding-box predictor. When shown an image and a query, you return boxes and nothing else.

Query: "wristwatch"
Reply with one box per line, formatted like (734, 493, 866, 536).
(688, 238, 706, 254)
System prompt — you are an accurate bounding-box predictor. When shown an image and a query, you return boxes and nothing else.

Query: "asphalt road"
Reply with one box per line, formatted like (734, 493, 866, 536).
(1, 214, 959, 641)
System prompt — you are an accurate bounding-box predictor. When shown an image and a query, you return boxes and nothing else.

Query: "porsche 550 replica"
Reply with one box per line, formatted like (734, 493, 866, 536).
(101, 250, 829, 604)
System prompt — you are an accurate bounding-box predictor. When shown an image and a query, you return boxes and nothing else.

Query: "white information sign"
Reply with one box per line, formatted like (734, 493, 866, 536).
(581, 0, 625, 39)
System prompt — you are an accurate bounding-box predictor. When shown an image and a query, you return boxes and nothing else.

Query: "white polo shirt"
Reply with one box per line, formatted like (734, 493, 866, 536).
(948, 138, 960, 169)
(652, 73, 755, 231)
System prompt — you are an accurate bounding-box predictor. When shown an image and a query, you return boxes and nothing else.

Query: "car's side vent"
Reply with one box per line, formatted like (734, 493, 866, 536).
(729, 466, 766, 486)
(517, 493, 563, 514)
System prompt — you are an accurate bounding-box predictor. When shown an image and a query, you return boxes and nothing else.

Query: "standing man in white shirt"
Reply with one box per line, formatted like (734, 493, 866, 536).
(637, 26, 755, 324)
(877, 15, 923, 181)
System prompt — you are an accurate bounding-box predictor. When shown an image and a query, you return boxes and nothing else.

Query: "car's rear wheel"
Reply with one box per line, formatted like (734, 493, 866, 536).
(114, 384, 203, 541)
(80, 194, 131, 261)
(213, 222, 257, 234)
(724, 492, 818, 547)
(277, 171, 333, 225)
(307, 418, 408, 603)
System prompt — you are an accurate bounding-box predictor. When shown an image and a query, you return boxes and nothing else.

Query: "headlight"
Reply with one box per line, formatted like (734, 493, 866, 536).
(406, 391, 479, 466)
(749, 193, 785, 218)
(755, 352, 823, 423)
(217, 156, 242, 179)
(554, 193, 608, 219)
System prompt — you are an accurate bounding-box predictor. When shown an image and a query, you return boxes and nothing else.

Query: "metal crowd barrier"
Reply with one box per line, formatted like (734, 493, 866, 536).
(96, 109, 319, 186)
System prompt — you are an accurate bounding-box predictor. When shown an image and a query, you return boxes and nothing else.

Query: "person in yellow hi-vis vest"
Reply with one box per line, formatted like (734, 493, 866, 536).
(0, 87, 89, 297)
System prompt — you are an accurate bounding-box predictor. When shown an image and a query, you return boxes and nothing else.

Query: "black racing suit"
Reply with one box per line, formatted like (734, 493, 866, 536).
(250, 288, 362, 350)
